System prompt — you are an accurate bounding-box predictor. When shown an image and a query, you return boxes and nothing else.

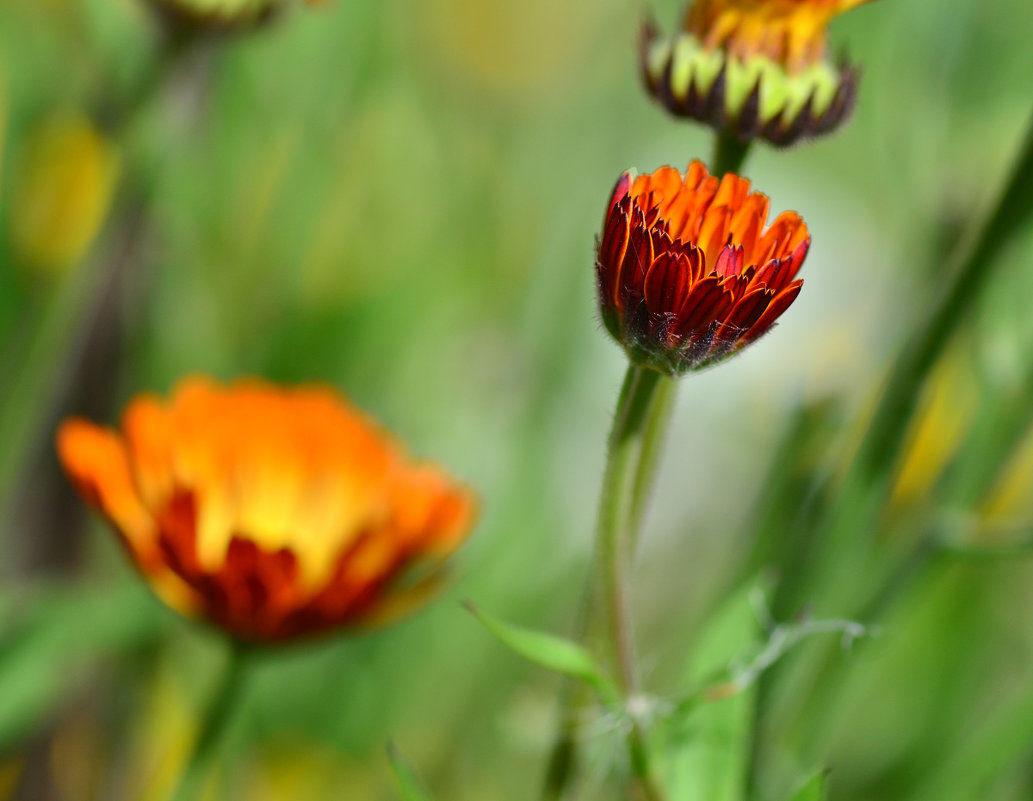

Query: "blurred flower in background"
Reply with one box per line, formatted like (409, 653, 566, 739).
(7, 110, 119, 276)
(57, 377, 476, 641)
(641, 0, 876, 145)
(596, 160, 809, 373)
(146, 0, 321, 32)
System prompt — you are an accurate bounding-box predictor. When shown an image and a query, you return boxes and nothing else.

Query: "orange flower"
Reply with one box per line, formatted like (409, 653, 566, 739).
(596, 160, 809, 373)
(57, 377, 476, 642)
(640, 0, 877, 146)
(685, 0, 874, 73)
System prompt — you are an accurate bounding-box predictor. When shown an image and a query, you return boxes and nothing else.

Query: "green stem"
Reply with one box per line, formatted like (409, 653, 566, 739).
(627, 377, 678, 549)
(711, 132, 752, 176)
(544, 128, 746, 801)
(598, 366, 661, 691)
(170, 641, 251, 801)
(596, 364, 668, 801)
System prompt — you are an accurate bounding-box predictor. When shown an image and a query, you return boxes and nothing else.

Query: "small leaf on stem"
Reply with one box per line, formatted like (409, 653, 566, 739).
(463, 601, 619, 703)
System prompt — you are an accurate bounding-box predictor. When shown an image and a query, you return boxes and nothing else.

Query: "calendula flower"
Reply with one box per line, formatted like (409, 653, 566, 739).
(640, 0, 876, 146)
(147, 0, 321, 32)
(596, 160, 809, 373)
(57, 377, 476, 642)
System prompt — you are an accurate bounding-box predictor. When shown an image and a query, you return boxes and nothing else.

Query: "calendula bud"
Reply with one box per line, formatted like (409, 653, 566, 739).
(147, 0, 322, 33)
(596, 161, 809, 374)
(640, 0, 876, 147)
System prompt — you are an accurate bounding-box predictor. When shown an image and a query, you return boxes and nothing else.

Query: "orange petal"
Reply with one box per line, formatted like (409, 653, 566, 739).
(56, 419, 157, 566)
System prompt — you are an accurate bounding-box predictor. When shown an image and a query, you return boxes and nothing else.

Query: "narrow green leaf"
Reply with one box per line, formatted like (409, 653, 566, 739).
(464, 601, 617, 702)
(787, 770, 828, 801)
(386, 741, 434, 801)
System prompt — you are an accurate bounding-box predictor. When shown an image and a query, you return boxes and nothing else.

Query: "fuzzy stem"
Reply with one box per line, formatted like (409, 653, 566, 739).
(627, 377, 678, 549)
(596, 364, 668, 801)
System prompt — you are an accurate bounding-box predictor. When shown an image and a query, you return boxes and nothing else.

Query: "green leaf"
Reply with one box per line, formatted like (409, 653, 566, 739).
(464, 601, 617, 703)
(0, 580, 166, 748)
(386, 741, 434, 801)
(661, 585, 762, 801)
(787, 770, 828, 801)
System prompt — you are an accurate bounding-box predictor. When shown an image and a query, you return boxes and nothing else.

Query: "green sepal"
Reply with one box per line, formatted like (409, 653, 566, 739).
(647, 33, 848, 126)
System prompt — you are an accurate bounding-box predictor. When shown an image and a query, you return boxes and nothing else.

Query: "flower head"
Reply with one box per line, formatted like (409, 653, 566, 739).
(148, 0, 321, 33)
(57, 377, 476, 642)
(596, 160, 809, 374)
(641, 0, 876, 146)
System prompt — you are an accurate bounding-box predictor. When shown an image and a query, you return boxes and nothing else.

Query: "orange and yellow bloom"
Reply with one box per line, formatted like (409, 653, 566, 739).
(641, 0, 876, 146)
(596, 160, 809, 373)
(57, 377, 476, 642)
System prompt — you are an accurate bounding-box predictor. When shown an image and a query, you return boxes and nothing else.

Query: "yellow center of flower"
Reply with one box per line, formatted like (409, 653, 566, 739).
(685, 0, 873, 73)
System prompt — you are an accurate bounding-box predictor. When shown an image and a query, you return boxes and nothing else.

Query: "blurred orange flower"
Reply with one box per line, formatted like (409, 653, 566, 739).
(57, 377, 476, 642)
(686, 0, 874, 73)
(596, 160, 809, 374)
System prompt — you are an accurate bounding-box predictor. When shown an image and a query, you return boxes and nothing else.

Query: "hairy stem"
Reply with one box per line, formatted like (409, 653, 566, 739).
(596, 365, 668, 801)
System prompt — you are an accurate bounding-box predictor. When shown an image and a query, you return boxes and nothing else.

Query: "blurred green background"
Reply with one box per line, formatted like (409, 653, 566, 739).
(2, 0, 1033, 799)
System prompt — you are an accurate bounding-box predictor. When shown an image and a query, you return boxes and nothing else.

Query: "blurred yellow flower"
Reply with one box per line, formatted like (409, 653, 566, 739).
(981, 427, 1033, 528)
(9, 110, 119, 275)
(888, 357, 975, 508)
(58, 377, 477, 642)
(890, 352, 978, 510)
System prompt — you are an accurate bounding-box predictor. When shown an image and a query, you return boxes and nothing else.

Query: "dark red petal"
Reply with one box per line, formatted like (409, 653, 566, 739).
(785, 237, 811, 283)
(724, 287, 774, 333)
(644, 250, 692, 316)
(609, 171, 633, 211)
(742, 280, 803, 344)
(707, 288, 773, 357)
(619, 212, 657, 312)
(598, 199, 633, 312)
(671, 276, 732, 340)
(750, 256, 787, 291)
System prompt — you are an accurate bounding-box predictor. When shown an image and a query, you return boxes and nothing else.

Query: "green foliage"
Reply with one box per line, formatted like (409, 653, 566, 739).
(0, 581, 165, 747)
(788, 770, 829, 801)
(387, 741, 435, 801)
(661, 586, 761, 801)
(464, 602, 619, 704)
(2, 0, 1033, 799)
